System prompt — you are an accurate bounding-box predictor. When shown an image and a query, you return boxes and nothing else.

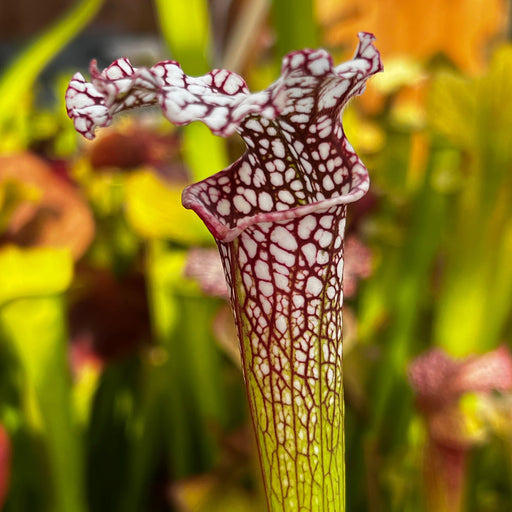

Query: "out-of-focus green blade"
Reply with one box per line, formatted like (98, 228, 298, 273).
(272, 0, 319, 59)
(181, 122, 230, 182)
(153, 0, 210, 75)
(153, 0, 229, 184)
(146, 243, 226, 470)
(429, 46, 512, 355)
(0, 248, 84, 512)
(124, 169, 212, 244)
(0, 0, 104, 151)
(0, 246, 72, 305)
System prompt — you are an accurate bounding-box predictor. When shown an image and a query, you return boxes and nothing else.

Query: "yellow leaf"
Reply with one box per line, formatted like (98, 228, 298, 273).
(0, 246, 73, 305)
(124, 170, 212, 245)
(428, 72, 476, 148)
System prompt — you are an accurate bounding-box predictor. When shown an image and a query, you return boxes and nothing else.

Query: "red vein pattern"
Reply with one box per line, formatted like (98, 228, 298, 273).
(217, 210, 348, 511)
(66, 32, 382, 512)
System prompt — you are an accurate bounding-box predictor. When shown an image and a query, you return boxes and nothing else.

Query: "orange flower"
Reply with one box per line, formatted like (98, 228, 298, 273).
(318, 0, 507, 73)
(0, 153, 94, 260)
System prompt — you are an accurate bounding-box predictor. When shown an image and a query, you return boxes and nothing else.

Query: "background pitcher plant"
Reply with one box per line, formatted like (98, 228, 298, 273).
(66, 32, 383, 511)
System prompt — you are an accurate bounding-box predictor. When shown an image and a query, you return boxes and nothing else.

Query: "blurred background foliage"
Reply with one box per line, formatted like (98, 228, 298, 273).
(0, 0, 512, 510)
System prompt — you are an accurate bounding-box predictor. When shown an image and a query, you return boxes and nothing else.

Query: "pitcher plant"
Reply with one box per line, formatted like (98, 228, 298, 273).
(66, 32, 382, 511)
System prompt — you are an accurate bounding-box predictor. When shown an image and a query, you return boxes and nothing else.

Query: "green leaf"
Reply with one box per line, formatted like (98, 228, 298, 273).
(153, 0, 210, 75)
(142, 243, 223, 482)
(428, 46, 512, 354)
(428, 71, 476, 149)
(0, 0, 104, 152)
(272, 0, 319, 60)
(153, 0, 230, 183)
(181, 122, 230, 182)
(0, 253, 84, 512)
(0, 246, 73, 306)
(124, 169, 212, 245)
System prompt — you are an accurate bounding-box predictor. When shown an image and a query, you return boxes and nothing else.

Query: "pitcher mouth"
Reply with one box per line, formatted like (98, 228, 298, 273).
(181, 33, 381, 243)
(182, 163, 369, 243)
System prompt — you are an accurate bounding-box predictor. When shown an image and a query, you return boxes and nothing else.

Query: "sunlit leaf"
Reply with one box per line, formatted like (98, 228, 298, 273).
(1, 296, 85, 512)
(69, 335, 104, 427)
(428, 44, 512, 354)
(273, 0, 319, 60)
(153, 0, 210, 75)
(429, 45, 512, 159)
(0, 0, 104, 152)
(181, 122, 230, 182)
(477, 45, 512, 168)
(0, 246, 72, 306)
(72, 363, 102, 427)
(0, 247, 84, 512)
(124, 169, 212, 244)
(428, 72, 476, 148)
(152, 0, 230, 183)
